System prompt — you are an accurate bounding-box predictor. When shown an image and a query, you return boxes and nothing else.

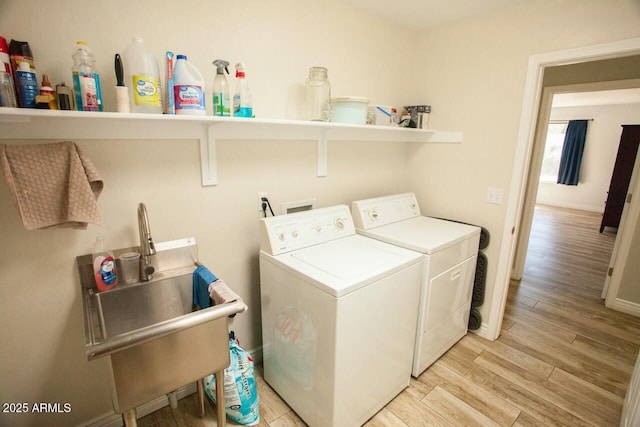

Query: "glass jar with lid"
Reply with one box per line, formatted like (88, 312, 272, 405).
(305, 66, 331, 121)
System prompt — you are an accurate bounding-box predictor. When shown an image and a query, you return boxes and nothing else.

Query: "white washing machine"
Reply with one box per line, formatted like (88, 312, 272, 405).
(352, 193, 480, 377)
(259, 205, 422, 427)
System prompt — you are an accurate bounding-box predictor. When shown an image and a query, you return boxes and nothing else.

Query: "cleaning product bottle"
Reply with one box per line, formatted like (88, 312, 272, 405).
(55, 82, 74, 110)
(212, 59, 230, 116)
(122, 37, 163, 114)
(173, 54, 205, 115)
(39, 74, 57, 110)
(9, 40, 35, 108)
(72, 41, 103, 112)
(15, 61, 37, 109)
(0, 69, 17, 108)
(233, 62, 252, 118)
(0, 36, 17, 108)
(93, 237, 118, 292)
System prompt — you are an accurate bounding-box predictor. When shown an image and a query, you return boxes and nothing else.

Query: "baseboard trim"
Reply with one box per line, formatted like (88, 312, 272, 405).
(536, 201, 603, 213)
(609, 298, 640, 318)
(470, 321, 492, 340)
(248, 346, 264, 365)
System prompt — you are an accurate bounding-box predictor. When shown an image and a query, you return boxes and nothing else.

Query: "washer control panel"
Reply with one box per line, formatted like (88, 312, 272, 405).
(260, 205, 355, 255)
(352, 193, 421, 229)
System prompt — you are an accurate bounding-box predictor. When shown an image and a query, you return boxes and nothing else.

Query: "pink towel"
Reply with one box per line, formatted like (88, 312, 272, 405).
(209, 279, 248, 312)
(0, 141, 103, 230)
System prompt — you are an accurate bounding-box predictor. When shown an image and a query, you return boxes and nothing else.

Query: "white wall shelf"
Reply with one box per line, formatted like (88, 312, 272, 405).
(0, 108, 463, 186)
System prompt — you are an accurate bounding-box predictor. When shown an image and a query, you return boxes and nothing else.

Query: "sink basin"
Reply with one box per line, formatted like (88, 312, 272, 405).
(89, 269, 194, 341)
(77, 237, 245, 420)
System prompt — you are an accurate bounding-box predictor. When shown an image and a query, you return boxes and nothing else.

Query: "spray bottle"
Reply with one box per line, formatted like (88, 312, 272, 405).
(212, 59, 230, 117)
(233, 62, 252, 118)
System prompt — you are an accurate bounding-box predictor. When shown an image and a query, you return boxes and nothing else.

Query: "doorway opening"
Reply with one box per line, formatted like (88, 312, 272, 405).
(486, 39, 640, 340)
(515, 84, 640, 290)
(520, 88, 640, 301)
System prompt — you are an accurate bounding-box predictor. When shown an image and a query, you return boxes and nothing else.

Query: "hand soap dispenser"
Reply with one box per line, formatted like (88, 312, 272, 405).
(93, 236, 118, 292)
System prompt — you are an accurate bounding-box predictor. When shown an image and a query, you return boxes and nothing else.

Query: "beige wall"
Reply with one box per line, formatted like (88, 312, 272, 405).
(409, 0, 640, 328)
(1, 0, 640, 425)
(0, 0, 414, 425)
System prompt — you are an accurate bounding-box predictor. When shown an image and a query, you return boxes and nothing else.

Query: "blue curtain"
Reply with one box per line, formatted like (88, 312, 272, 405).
(557, 120, 588, 185)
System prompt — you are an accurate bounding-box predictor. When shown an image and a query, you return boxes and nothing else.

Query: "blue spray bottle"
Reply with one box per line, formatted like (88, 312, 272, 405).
(233, 62, 252, 118)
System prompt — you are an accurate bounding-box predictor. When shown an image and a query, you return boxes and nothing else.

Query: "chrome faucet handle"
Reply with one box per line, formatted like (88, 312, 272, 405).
(147, 236, 156, 256)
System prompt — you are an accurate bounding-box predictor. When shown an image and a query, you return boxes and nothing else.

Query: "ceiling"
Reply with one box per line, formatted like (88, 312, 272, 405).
(552, 88, 640, 108)
(339, 0, 640, 108)
(340, 0, 529, 30)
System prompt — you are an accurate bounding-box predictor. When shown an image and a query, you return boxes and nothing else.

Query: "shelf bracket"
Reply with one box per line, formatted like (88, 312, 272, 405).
(200, 125, 218, 186)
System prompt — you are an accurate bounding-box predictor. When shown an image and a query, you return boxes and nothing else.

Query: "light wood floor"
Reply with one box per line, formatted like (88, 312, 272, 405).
(138, 205, 639, 426)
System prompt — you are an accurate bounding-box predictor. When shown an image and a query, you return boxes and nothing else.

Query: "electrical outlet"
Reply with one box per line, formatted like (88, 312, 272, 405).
(257, 192, 268, 212)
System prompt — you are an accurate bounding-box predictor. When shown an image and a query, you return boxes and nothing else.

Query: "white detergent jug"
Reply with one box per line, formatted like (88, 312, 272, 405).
(122, 37, 163, 114)
(173, 55, 206, 115)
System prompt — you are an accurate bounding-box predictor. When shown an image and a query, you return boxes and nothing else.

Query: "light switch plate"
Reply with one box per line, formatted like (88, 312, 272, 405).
(486, 187, 504, 204)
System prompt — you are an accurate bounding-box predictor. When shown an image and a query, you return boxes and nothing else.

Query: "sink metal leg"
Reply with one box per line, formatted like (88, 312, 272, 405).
(215, 369, 226, 427)
(167, 390, 178, 409)
(123, 408, 137, 427)
(197, 378, 205, 417)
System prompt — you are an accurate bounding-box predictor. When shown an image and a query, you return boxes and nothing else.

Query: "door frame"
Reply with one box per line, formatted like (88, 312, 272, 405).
(513, 79, 640, 282)
(486, 37, 640, 341)
(604, 144, 640, 312)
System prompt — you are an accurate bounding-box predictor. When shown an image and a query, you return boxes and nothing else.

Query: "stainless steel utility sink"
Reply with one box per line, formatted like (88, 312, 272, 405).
(87, 269, 194, 344)
(77, 237, 244, 426)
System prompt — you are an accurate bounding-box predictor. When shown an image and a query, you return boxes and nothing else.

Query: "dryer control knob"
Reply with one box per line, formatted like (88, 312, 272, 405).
(369, 209, 378, 221)
(335, 218, 345, 229)
(291, 230, 299, 238)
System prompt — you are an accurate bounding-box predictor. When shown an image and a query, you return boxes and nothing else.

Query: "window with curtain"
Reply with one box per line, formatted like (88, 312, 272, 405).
(557, 120, 589, 185)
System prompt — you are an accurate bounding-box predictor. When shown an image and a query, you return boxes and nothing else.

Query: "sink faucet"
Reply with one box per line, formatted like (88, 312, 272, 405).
(137, 203, 156, 281)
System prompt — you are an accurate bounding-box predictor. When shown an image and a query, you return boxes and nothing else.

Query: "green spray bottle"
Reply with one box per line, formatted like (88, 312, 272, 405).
(212, 59, 230, 116)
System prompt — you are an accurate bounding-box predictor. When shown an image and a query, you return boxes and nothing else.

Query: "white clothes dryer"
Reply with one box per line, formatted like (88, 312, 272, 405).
(352, 193, 480, 377)
(259, 205, 422, 427)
